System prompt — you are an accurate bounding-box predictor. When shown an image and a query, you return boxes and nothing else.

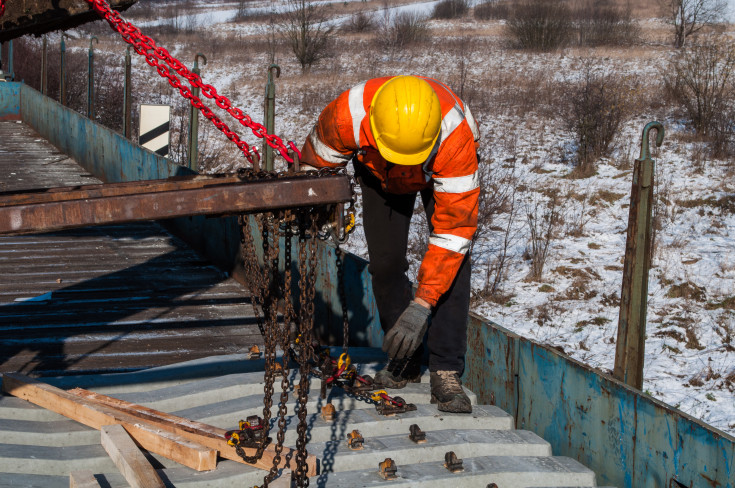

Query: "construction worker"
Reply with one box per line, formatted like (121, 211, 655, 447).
(300, 75, 480, 413)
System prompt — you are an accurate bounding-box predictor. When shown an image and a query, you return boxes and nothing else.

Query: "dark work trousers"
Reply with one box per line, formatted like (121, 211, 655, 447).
(355, 163, 470, 374)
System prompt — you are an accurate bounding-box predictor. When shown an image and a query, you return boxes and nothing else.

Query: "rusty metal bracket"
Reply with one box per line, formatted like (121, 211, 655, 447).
(444, 451, 463, 473)
(225, 415, 266, 449)
(378, 458, 397, 480)
(0, 173, 352, 236)
(321, 403, 335, 422)
(375, 396, 417, 416)
(408, 424, 426, 443)
(248, 345, 261, 360)
(346, 430, 364, 450)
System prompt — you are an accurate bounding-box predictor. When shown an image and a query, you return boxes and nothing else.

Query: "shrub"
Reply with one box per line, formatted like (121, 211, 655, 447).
(506, 0, 573, 51)
(567, 65, 631, 173)
(474, 0, 511, 20)
(663, 37, 735, 155)
(432, 0, 470, 19)
(375, 11, 430, 52)
(342, 10, 376, 32)
(574, 0, 639, 47)
(280, 0, 336, 74)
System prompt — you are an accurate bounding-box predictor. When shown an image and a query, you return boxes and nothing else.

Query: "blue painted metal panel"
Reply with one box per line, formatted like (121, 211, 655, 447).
(17, 84, 192, 184)
(0, 82, 21, 120)
(464, 316, 735, 488)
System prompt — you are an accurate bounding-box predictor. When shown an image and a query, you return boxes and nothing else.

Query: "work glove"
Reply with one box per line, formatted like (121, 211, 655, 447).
(382, 301, 431, 359)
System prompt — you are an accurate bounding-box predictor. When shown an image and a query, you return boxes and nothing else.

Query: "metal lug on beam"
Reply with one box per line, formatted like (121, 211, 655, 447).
(444, 451, 464, 473)
(248, 345, 261, 360)
(346, 430, 363, 450)
(378, 458, 397, 480)
(321, 403, 335, 422)
(408, 424, 426, 443)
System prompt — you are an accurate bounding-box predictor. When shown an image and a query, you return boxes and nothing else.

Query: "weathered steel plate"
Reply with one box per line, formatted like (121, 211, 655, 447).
(0, 174, 352, 235)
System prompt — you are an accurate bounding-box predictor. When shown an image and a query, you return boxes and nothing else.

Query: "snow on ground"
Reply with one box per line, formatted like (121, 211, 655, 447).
(65, 0, 735, 435)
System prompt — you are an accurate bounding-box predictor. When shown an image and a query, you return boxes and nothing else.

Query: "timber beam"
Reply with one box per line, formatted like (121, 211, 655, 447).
(0, 173, 351, 235)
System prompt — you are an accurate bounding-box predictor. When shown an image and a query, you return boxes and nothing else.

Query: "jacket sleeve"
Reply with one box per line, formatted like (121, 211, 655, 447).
(415, 121, 479, 307)
(300, 90, 358, 168)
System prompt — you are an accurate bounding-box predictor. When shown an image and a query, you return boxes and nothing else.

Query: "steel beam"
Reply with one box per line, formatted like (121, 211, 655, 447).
(0, 174, 351, 235)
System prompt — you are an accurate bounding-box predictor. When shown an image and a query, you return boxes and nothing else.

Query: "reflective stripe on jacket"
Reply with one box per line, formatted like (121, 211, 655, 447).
(300, 76, 480, 307)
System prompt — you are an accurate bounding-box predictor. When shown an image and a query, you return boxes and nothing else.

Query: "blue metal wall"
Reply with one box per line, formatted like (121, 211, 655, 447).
(0, 82, 21, 120)
(17, 84, 191, 183)
(2, 81, 732, 488)
(463, 317, 735, 488)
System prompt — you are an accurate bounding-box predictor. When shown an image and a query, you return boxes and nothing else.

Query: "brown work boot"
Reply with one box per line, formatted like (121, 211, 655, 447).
(374, 350, 422, 389)
(430, 370, 472, 413)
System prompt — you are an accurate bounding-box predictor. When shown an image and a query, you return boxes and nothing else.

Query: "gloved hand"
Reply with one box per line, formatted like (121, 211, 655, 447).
(382, 301, 431, 359)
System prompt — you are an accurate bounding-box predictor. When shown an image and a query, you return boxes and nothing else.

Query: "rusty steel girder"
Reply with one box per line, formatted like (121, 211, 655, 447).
(0, 173, 352, 235)
(0, 0, 137, 42)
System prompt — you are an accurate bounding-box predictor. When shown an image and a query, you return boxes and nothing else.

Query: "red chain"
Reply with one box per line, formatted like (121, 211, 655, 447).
(84, 0, 299, 165)
(0, 0, 5, 18)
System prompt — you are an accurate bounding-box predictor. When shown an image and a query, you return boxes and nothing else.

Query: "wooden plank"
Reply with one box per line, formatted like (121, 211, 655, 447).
(69, 470, 102, 488)
(1, 373, 217, 471)
(101, 424, 166, 488)
(68, 387, 319, 477)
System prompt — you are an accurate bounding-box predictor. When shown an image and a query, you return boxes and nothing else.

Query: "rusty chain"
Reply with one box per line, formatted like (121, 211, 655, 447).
(84, 0, 300, 166)
(235, 169, 349, 487)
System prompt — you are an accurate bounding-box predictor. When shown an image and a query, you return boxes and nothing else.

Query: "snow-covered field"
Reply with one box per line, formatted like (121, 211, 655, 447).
(48, 0, 735, 435)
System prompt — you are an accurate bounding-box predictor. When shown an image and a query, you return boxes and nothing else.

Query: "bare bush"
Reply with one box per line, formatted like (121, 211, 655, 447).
(342, 11, 377, 33)
(573, 0, 639, 47)
(432, 0, 470, 19)
(474, 155, 522, 299)
(375, 11, 430, 52)
(280, 0, 336, 74)
(663, 37, 735, 155)
(506, 0, 573, 51)
(566, 65, 631, 174)
(474, 0, 511, 20)
(524, 186, 564, 282)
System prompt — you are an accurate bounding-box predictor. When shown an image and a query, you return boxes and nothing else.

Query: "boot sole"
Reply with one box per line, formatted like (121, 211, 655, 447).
(431, 393, 472, 413)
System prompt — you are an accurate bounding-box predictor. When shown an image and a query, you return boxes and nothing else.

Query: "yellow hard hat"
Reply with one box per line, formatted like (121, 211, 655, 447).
(369, 76, 442, 166)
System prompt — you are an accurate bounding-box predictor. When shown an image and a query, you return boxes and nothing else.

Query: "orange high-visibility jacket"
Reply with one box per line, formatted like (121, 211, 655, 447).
(301, 76, 481, 307)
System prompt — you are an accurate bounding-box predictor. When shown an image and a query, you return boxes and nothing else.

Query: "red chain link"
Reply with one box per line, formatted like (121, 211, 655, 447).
(0, 0, 5, 18)
(84, 0, 299, 165)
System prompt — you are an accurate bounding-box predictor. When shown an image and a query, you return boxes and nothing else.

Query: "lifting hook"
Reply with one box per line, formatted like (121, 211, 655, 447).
(638, 121, 664, 162)
(193, 53, 207, 71)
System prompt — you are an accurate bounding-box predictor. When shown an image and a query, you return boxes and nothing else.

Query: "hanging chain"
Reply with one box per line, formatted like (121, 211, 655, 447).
(84, 0, 299, 165)
(0, 0, 5, 18)
(336, 247, 350, 355)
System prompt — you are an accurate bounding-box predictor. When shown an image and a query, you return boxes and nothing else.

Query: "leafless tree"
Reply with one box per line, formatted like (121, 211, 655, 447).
(660, 0, 727, 48)
(280, 0, 336, 74)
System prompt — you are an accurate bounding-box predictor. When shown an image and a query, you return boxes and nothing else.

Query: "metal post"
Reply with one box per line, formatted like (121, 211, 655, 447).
(87, 36, 98, 119)
(123, 46, 132, 139)
(7, 40, 13, 81)
(41, 36, 48, 95)
(263, 64, 280, 172)
(613, 121, 665, 390)
(60, 34, 68, 106)
(187, 53, 206, 172)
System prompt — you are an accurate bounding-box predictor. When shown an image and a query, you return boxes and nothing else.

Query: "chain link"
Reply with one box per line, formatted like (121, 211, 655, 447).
(0, 0, 5, 18)
(336, 247, 350, 355)
(83, 0, 300, 165)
